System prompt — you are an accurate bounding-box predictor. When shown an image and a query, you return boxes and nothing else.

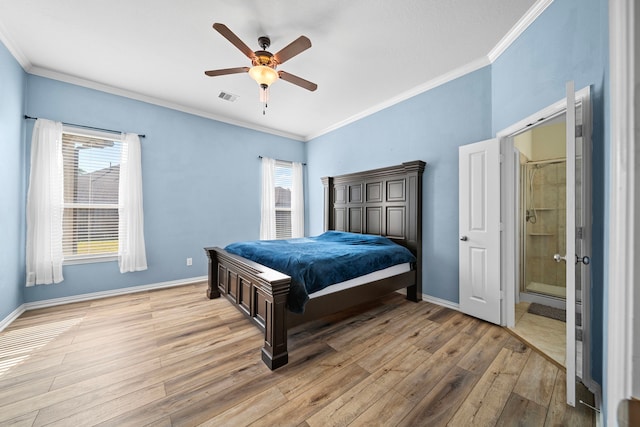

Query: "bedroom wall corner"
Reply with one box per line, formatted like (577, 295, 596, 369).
(0, 39, 26, 322)
(306, 66, 493, 305)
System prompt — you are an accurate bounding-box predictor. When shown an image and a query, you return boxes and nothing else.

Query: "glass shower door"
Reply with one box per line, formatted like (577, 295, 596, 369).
(523, 160, 567, 299)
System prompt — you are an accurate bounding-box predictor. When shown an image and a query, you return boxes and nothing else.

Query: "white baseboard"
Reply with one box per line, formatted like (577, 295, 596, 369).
(23, 276, 208, 311)
(0, 304, 27, 333)
(395, 289, 461, 311)
(421, 293, 460, 311)
(0, 276, 207, 331)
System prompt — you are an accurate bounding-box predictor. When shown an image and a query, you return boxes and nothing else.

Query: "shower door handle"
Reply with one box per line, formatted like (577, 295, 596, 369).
(554, 253, 591, 264)
(577, 255, 591, 265)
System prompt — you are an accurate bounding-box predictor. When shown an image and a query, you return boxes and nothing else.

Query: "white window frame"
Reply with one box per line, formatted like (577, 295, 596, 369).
(274, 160, 293, 240)
(61, 127, 121, 264)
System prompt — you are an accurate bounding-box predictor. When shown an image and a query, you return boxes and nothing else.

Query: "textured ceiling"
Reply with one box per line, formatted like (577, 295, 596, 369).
(0, 0, 539, 140)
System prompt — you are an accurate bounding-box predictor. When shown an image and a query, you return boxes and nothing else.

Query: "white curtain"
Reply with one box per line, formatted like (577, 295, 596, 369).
(291, 161, 304, 238)
(26, 119, 64, 286)
(118, 133, 148, 273)
(260, 156, 276, 240)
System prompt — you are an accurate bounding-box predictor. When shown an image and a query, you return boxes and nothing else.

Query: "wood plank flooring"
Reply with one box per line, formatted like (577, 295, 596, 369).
(0, 282, 595, 426)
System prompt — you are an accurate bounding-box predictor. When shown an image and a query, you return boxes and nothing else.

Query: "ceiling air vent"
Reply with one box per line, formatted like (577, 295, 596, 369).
(218, 91, 239, 102)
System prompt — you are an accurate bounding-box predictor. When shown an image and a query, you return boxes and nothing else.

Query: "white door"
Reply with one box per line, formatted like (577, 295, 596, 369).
(459, 138, 501, 324)
(564, 81, 577, 406)
(555, 82, 592, 406)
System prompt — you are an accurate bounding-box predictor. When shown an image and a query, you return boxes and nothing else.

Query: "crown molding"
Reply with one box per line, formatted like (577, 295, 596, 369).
(0, 19, 31, 69)
(304, 56, 491, 141)
(488, 0, 554, 62)
(27, 66, 306, 142)
(305, 0, 554, 141)
(4, 0, 553, 143)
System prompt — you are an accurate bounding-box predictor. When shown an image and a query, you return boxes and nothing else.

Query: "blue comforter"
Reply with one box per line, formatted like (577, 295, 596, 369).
(225, 231, 416, 313)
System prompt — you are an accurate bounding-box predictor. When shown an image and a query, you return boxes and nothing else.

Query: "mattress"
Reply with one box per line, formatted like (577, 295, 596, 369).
(309, 262, 412, 298)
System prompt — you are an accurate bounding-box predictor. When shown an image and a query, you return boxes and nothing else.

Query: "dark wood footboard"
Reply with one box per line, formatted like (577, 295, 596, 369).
(205, 246, 418, 369)
(205, 246, 291, 369)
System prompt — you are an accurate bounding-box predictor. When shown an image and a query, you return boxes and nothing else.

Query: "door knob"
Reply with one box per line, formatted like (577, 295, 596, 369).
(460, 236, 468, 241)
(553, 253, 566, 263)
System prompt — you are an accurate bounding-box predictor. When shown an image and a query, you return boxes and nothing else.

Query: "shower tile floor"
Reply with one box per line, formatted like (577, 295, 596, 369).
(512, 302, 566, 366)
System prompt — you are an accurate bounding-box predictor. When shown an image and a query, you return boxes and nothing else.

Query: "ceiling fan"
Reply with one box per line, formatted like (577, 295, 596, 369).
(205, 23, 317, 113)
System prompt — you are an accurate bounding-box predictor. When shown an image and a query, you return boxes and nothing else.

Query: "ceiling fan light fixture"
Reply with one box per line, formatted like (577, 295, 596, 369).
(248, 65, 279, 87)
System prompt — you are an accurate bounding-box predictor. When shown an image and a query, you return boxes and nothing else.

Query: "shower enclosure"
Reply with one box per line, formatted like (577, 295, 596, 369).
(520, 160, 567, 300)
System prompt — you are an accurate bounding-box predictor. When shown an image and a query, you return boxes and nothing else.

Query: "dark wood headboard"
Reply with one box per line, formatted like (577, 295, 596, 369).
(321, 160, 425, 254)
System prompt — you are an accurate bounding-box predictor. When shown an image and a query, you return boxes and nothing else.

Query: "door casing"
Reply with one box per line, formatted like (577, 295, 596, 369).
(496, 86, 597, 396)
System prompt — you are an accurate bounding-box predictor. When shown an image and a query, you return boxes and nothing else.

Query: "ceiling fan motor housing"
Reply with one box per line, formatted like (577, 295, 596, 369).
(252, 50, 278, 68)
(258, 36, 271, 50)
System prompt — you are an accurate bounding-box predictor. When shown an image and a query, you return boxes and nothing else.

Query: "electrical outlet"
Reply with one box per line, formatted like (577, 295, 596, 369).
(186, 257, 192, 266)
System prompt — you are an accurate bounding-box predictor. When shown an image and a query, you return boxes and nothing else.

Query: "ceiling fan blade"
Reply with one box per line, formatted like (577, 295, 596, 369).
(204, 67, 249, 77)
(278, 71, 317, 91)
(212, 23, 255, 59)
(273, 36, 312, 64)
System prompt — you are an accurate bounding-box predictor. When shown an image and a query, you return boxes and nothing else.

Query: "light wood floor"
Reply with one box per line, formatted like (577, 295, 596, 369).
(0, 282, 595, 426)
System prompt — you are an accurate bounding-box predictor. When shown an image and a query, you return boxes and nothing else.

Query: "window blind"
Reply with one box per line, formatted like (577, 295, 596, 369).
(274, 161, 292, 239)
(61, 132, 121, 259)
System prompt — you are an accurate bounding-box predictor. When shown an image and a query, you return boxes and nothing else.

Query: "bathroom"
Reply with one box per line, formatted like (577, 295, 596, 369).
(511, 113, 579, 367)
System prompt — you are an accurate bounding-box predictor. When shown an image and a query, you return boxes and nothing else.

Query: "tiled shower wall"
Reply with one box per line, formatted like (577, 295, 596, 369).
(523, 161, 566, 289)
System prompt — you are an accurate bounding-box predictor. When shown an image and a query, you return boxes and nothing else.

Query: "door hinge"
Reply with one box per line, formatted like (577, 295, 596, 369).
(577, 227, 583, 239)
(499, 154, 504, 163)
(500, 290, 505, 300)
(499, 222, 504, 232)
(576, 124, 583, 137)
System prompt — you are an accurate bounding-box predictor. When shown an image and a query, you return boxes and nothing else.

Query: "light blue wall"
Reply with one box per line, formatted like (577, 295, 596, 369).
(22, 75, 305, 302)
(307, 0, 608, 389)
(307, 67, 493, 303)
(0, 41, 26, 320)
(491, 0, 608, 386)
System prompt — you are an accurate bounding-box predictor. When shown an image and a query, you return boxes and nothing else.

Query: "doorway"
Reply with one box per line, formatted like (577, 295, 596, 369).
(516, 115, 568, 305)
(496, 85, 596, 398)
(510, 113, 573, 368)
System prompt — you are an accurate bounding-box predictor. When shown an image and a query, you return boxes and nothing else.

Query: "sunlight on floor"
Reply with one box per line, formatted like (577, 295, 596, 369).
(0, 317, 83, 377)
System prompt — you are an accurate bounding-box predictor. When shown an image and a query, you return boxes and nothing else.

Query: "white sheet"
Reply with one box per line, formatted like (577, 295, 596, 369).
(309, 263, 412, 299)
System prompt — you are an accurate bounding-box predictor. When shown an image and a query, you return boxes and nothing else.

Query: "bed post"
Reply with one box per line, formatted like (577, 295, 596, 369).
(403, 161, 425, 302)
(259, 279, 290, 370)
(321, 176, 333, 231)
(204, 247, 221, 299)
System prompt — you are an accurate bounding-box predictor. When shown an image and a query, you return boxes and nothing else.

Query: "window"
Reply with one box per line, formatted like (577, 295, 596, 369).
(274, 161, 293, 239)
(61, 130, 121, 261)
(260, 157, 304, 240)
(26, 119, 146, 285)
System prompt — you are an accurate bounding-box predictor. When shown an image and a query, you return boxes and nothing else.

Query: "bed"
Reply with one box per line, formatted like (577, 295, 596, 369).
(204, 160, 425, 369)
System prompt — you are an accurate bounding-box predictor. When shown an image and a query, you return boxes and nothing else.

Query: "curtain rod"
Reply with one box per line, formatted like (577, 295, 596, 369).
(24, 115, 146, 138)
(257, 155, 306, 166)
